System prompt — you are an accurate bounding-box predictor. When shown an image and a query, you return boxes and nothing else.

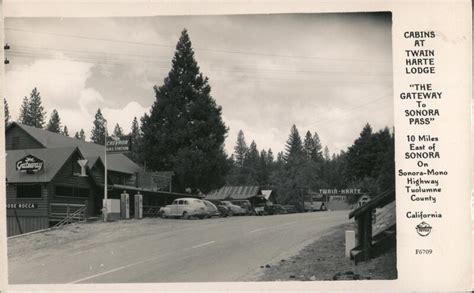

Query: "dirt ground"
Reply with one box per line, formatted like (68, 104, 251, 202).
(7, 217, 190, 261)
(258, 223, 397, 281)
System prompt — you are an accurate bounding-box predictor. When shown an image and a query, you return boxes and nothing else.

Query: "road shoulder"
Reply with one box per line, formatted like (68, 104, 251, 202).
(258, 222, 397, 281)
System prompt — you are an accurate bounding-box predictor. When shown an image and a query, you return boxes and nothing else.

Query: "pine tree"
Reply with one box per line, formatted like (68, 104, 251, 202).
(62, 125, 69, 136)
(323, 146, 331, 161)
(141, 29, 229, 193)
(4, 98, 11, 127)
(27, 88, 46, 128)
(18, 96, 30, 125)
(284, 125, 304, 163)
(266, 148, 274, 166)
(90, 108, 107, 145)
(257, 149, 269, 185)
(74, 129, 86, 141)
(234, 130, 248, 168)
(129, 116, 142, 163)
(312, 132, 324, 162)
(46, 109, 62, 133)
(303, 131, 315, 159)
(113, 123, 124, 137)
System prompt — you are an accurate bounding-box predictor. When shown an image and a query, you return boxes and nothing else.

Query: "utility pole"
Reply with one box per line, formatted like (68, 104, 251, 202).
(103, 120, 108, 222)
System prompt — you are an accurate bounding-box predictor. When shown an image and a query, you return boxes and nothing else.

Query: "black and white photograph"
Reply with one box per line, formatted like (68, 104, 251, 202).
(4, 12, 396, 284)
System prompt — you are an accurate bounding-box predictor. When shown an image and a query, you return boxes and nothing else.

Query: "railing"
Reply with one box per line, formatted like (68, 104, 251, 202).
(50, 202, 88, 228)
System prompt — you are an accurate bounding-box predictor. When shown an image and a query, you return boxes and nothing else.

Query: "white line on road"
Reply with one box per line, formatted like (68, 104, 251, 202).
(69, 265, 127, 284)
(249, 221, 298, 233)
(191, 241, 216, 248)
(249, 227, 267, 233)
(68, 253, 170, 284)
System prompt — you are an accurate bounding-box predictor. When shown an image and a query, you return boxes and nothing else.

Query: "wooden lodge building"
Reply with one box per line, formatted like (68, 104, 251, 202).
(5, 122, 193, 236)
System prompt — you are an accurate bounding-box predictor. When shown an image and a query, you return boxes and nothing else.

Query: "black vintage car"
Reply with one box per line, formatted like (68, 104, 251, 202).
(265, 204, 287, 215)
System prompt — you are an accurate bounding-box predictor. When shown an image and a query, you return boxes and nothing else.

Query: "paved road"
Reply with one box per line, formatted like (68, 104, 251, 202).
(8, 210, 350, 284)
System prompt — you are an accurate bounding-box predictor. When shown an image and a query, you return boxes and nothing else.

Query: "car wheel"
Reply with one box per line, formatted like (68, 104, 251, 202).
(182, 211, 190, 219)
(228, 210, 234, 216)
(160, 213, 167, 219)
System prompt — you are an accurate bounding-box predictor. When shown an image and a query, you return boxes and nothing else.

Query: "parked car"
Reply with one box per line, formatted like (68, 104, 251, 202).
(230, 200, 252, 215)
(219, 201, 247, 216)
(254, 203, 267, 216)
(202, 200, 221, 218)
(282, 204, 297, 213)
(216, 205, 229, 217)
(265, 204, 287, 215)
(159, 198, 208, 219)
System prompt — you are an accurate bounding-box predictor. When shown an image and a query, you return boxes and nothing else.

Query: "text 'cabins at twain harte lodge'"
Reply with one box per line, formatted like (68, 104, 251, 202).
(5, 122, 191, 236)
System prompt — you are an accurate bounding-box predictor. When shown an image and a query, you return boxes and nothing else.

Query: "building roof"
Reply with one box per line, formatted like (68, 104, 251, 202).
(6, 147, 79, 183)
(8, 122, 141, 174)
(205, 185, 262, 200)
(261, 190, 273, 200)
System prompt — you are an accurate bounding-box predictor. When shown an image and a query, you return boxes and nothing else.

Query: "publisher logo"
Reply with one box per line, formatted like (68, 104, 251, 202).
(416, 221, 432, 237)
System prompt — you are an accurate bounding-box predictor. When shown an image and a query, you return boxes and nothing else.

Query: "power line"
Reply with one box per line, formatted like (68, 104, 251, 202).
(5, 27, 392, 63)
(7, 50, 392, 77)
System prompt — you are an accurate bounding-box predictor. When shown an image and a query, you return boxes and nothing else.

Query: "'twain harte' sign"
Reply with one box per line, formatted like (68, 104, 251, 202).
(106, 135, 132, 153)
(16, 155, 44, 173)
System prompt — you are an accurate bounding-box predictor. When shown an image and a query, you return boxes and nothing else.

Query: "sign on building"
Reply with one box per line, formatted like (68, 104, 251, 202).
(106, 135, 132, 153)
(16, 155, 44, 173)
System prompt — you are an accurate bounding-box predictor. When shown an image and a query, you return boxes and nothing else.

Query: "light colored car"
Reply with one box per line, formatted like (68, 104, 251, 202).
(159, 198, 208, 219)
(219, 201, 246, 216)
(202, 200, 221, 218)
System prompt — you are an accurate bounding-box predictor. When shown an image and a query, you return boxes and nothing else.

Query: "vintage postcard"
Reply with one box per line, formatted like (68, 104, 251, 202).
(0, 0, 471, 292)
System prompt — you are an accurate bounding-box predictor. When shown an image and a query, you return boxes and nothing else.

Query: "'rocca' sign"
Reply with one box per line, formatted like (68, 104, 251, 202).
(16, 155, 44, 173)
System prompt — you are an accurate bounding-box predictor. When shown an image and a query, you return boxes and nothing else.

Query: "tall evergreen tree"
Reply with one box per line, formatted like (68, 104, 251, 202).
(4, 98, 11, 127)
(323, 146, 331, 161)
(90, 108, 107, 145)
(113, 123, 124, 137)
(312, 132, 324, 162)
(234, 130, 248, 168)
(129, 116, 142, 163)
(284, 124, 304, 162)
(266, 148, 274, 166)
(18, 96, 30, 125)
(62, 125, 69, 136)
(27, 88, 46, 128)
(46, 109, 62, 133)
(303, 131, 314, 159)
(74, 129, 86, 141)
(141, 29, 228, 193)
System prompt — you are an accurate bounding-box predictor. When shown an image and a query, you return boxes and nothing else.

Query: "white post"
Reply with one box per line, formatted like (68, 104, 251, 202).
(103, 121, 108, 222)
(345, 230, 356, 258)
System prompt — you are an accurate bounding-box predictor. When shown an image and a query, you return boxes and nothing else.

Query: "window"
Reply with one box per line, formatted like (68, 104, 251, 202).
(178, 200, 184, 205)
(17, 184, 42, 198)
(55, 186, 89, 198)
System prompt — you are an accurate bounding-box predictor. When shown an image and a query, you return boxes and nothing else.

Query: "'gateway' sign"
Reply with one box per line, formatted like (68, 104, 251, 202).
(106, 135, 132, 153)
(16, 155, 44, 173)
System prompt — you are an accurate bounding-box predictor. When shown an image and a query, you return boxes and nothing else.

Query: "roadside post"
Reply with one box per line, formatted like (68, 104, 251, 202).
(121, 190, 130, 219)
(134, 192, 143, 219)
(345, 230, 356, 258)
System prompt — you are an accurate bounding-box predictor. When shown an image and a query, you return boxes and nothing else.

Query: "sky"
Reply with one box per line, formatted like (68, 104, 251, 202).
(4, 13, 393, 156)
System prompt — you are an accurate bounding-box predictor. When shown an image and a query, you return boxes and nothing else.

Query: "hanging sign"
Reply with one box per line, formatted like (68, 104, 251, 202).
(16, 155, 44, 173)
(106, 135, 132, 153)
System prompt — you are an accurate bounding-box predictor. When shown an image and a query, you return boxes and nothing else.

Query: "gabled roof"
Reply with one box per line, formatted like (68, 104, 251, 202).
(206, 185, 262, 200)
(6, 147, 79, 183)
(8, 122, 141, 174)
(261, 190, 273, 200)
